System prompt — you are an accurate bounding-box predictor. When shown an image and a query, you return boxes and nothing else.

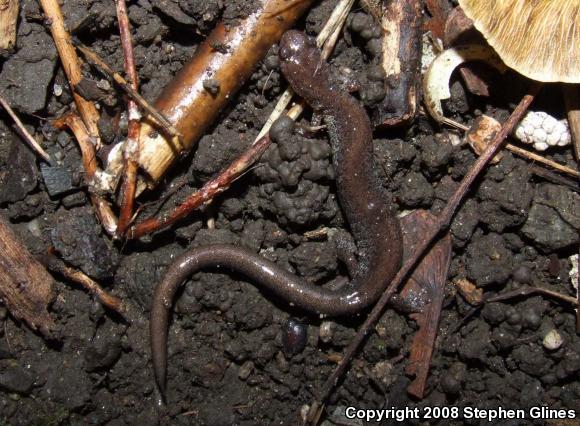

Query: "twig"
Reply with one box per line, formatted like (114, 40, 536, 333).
(0, 0, 18, 50)
(75, 43, 181, 140)
(127, 133, 272, 238)
(0, 94, 51, 162)
(528, 165, 580, 193)
(40, 253, 127, 318)
(505, 144, 580, 179)
(38, 0, 101, 146)
(306, 84, 541, 423)
(53, 114, 118, 236)
(485, 286, 577, 306)
(115, 0, 141, 236)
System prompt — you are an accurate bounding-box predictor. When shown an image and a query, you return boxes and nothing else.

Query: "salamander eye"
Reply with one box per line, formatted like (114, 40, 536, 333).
(279, 30, 308, 62)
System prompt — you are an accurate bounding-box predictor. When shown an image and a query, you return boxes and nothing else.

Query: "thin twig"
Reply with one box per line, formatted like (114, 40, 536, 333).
(53, 114, 118, 236)
(41, 253, 127, 318)
(307, 84, 541, 424)
(115, 0, 141, 236)
(127, 133, 272, 238)
(485, 286, 578, 306)
(38, 0, 101, 146)
(75, 43, 181, 140)
(505, 144, 580, 179)
(0, 95, 51, 162)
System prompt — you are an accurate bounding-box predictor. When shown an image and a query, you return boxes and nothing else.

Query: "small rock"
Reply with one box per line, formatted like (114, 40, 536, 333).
(466, 233, 513, 287)
(238, 361, 254, 380)
(0, 24, 57, 113)
(543, 330, 564, 351)
(371, 360, 396, 387)
(319, 321, 334, 344)
(521, 184, 580, 252)
(0, 364, 34, 394)
(0, 140, 38, 204)
(51, 207, 119, 280)
(321, 405, 362, 426)
(40, 163, 75, 197)
(84, 337, 122, 372)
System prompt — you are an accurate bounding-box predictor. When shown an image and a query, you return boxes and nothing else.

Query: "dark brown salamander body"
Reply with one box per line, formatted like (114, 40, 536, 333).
(150, 31, 403, 396)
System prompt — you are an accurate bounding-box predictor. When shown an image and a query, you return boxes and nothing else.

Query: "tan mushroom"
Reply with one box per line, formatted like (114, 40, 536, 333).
(458, 0, 580, 83)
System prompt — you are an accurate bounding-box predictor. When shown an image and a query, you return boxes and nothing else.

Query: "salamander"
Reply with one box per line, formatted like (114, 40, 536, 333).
(150, 30, 403, 396)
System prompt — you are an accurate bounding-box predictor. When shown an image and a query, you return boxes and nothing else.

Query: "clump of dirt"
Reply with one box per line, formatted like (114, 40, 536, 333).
(0, 0, 578, 425)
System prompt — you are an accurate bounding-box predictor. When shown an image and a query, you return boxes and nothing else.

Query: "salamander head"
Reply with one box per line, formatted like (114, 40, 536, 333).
(279, 30, 330, 110)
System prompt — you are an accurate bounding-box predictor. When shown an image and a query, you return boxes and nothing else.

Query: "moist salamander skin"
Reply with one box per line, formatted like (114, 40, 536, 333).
(150, 30, 403, 396)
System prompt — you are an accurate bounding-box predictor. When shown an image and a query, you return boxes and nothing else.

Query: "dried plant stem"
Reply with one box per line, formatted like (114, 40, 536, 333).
(41, 254, 127, 317)
(75, 43, 180, 140)
(307, 84, 541, 423)
(485, 286, 578, 307)
(38, 0, 100, 145)
(135, 0, 315, 185)
(0, 0, 18, 50)
(53, 114, 118, 236)
(505, 144, 580, 179)
(115, 0, 141, 236)
(128, 134, 272, 238)
(0, 94, 51, 162)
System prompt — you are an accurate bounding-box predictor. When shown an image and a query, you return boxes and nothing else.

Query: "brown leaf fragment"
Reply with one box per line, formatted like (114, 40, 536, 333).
(397, 210, 452, 399)
(0, 215, 55, 337)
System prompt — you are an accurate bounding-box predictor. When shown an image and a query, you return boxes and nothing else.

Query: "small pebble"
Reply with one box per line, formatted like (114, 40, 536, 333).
(512, 265, 532, 284)
(26, 219, 42, 238)
(0, 365, 34, 394)
(370, 361, 395, 387)
(543, 329, 564, 350)
(319, 321, 334, 344)
(522, 308, 542, 330)
(441, 374, 461, 396)
(238, 361, 254, 380)
(506, 308, 521, 325)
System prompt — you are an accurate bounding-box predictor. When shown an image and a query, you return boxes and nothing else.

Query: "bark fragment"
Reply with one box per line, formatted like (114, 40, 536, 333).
(374, 0, 422, 127)
(0, 215, 55, 337)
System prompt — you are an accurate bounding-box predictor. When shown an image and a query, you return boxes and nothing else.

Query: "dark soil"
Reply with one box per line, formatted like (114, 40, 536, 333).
(0, 0, 579, 425)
